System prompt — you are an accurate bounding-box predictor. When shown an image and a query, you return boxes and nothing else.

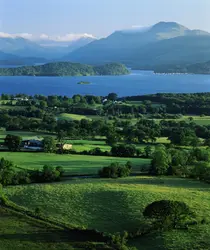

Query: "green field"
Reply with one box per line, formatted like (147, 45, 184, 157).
(154, 115, 210, 126)
(5, 176, 210, 249)
(0, 152, 150, 175)
(57, 113, 91, 121)
(0, 130, 53, 140)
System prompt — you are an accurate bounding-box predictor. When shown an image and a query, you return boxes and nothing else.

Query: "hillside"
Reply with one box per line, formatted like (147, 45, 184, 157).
(64, 22, 210, 68)
(0, 62, 129, 76)
(154, 60, 210, 74)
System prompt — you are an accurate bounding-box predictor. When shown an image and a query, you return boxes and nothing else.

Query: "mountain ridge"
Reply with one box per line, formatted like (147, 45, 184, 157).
(64, 21, 210, 68)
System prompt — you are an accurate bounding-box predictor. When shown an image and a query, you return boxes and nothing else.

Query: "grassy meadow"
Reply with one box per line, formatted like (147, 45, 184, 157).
(0, 152, 150, 175)
(154, 115, 210, 126)
(57, 113, 91, 121)
(5, 176, 210, 249)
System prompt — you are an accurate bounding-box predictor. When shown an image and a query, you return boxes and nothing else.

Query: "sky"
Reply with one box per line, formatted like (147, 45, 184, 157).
(0, 0, 209, 41)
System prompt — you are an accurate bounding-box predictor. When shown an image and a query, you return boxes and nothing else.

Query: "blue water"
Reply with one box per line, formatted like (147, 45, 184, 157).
(1, 70, 210, 97)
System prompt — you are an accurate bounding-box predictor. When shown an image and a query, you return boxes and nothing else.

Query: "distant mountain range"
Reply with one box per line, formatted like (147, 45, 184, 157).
(1, 22, 210, 70)
(65, 22, 210, 69)
(0, 51, 47, 66)
(0, 36, 96, 63)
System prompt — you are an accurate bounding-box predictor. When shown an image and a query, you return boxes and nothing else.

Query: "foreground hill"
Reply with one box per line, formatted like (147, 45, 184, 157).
(154, 60, 210, 74)
(5, 176, 210, 249)
(65, 22, 210, 68)
(0, 62, 129, 76)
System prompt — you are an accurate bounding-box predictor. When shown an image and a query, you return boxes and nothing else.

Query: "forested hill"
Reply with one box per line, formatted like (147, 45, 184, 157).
(154, 61, 210, 74)
(0, 62, 129, 76)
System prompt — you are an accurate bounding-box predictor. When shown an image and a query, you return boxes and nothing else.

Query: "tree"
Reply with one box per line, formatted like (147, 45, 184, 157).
(99, 162, 131, 178)
(143, 200, 195, 229)
(111, 144, 137, 157)
(150, 146, 171, 175)
(144, 145, 153, 158)
(43, 136, 56, 153)
(42, 165, 61, 182)
(4, 134, 22, 151)
(106, 131, 119, 146)
(107, 93, 118, 101)
(0, 158, 15, 186)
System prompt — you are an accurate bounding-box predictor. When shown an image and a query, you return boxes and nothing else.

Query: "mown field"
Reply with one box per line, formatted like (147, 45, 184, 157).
(0, 152, 150, 175)
(57, 113, 91, 121)
(5, 176, 210, 249)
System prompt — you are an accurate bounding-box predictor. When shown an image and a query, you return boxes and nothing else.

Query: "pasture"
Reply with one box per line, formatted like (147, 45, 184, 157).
(57, 113, 91, 121)
(5, 176, 210, 249)
(154, 115, 210, 126)
(0, 152, 150, 175)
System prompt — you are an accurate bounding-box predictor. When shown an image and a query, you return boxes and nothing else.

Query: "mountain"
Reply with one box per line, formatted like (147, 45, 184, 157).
(154, 60, 210, 74)
(0, 62, 129, 76)
(0, 36, 96, 60)
(65, 22, 210, 68)
(0, 51, 47, 65)
(39, 37, 96, 51)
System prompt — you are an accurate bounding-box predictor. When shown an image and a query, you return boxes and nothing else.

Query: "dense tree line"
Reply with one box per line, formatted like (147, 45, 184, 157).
(125, 93, 210, 115)
(0, 157, 64, 186)
(0, 62, 129, 76)
(150, 145, 210, 182)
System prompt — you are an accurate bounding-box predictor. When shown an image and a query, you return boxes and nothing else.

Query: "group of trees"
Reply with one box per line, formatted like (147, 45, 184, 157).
(150, 145, 210, 182)
(125, 92, 210, 116)
(0, 157, 64, 186)
(0, 62, 129, 77)
(99, 162, 132, 178)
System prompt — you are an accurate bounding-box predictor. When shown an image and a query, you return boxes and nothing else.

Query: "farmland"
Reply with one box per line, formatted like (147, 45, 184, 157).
(0, 152, 150, 175)
(5, 176, 210, 249)
(1, 92, 210, 249)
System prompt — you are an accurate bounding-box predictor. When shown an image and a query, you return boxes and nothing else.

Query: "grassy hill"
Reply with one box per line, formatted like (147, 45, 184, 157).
(4, 176, 210, 249)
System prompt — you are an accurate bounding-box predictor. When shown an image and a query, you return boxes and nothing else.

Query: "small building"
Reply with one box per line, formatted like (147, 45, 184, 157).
(56, 143, 73, 150)
(21, 139, 43, 151)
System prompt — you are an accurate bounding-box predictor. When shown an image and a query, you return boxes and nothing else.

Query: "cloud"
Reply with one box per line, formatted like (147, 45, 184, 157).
(0, 32, 96, 42)
(0, 32, 33, 39)
(40, 33, 96, 42)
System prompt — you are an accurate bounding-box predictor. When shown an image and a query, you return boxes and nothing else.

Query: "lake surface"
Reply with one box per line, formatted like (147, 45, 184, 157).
(1, 70, 210, 97)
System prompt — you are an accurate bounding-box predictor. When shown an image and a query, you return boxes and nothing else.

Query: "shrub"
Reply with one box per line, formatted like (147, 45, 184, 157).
(99, 162, 132, 178)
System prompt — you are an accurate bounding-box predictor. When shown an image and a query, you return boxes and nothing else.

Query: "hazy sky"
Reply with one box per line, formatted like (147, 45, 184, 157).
(0, 0, 209, 39)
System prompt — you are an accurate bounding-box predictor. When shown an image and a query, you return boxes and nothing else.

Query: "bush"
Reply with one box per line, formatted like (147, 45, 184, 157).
(111, 144, 137, 157)
(99, 162, 132, 178)
(31, 165, 64, 183)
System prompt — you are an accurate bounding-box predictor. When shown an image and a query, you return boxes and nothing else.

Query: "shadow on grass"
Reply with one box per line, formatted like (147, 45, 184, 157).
(95, 177, 210, 190)
(0, 229, 105, 243)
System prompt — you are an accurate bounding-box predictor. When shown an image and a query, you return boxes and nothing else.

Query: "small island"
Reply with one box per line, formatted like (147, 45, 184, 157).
(0, 62, 130, 77)
(77, 81, 91, 85)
